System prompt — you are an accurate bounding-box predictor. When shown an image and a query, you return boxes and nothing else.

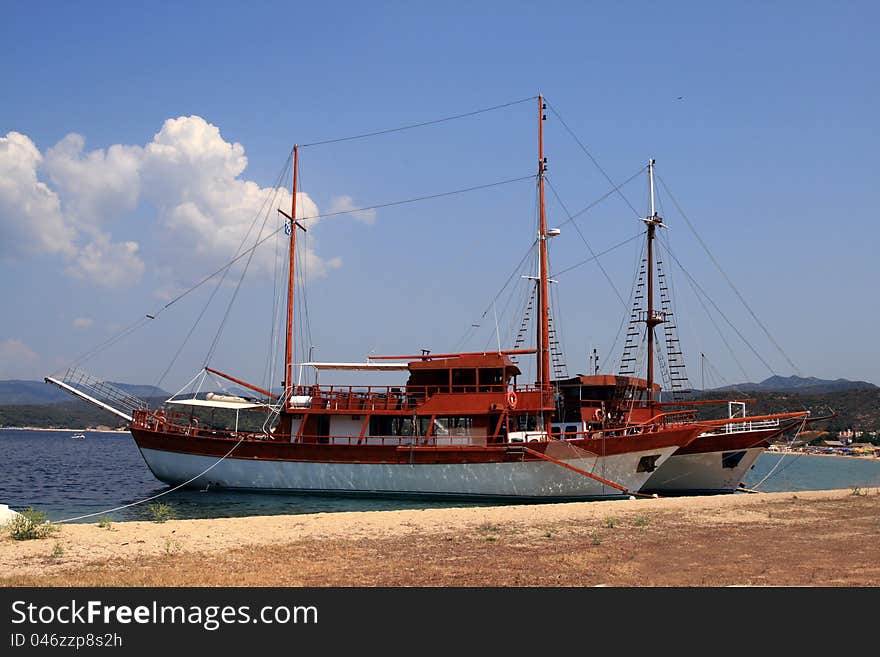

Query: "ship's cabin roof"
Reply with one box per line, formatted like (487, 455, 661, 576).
(406, 352, 520, 374)
(554, 374, 661, 393)
(404, 353, 521, 388)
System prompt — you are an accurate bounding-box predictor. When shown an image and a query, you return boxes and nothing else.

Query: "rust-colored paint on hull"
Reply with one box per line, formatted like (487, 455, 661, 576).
(130, 424, 700, 466)
(674, 427, 782, 456)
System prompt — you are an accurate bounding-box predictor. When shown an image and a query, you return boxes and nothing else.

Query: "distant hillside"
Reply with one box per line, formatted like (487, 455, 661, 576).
(0, 380, 70, 404)
(0, 379, 169, 405)
(0, 400, 130, 430)
(107, 382, 170, 400)
(0, 378, 277, 430)
(714, 375, 877, 395)
(693, 387, 880, 433)
(0, 397, 262, 432)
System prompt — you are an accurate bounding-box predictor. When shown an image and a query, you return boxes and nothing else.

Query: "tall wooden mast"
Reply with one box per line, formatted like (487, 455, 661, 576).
(283, 145, 300, 403)
(537, 95, 551, 390)
(643, 158, 665, 403)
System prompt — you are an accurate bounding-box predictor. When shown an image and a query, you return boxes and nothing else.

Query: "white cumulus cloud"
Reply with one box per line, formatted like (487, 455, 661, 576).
(0, 116, 359, 290)
(44, 133, 142, 229)
(0, 131, 143, 286)
(65, 233, 145, 287)
(0, 132, 76, 257)
(141, 115, 340, 282)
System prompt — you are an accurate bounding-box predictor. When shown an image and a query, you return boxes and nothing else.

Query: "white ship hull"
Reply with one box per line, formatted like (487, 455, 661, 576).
(138, 444, 680, 500)
(640, 446, 765, 494)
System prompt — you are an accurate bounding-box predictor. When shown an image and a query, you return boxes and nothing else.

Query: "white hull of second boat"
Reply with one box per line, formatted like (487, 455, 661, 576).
(640, 446, 766, 494)
(137, 444, 680, 500)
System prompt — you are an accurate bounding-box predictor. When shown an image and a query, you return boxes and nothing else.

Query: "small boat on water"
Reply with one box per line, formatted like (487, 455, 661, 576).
(71, 433, 86, 440)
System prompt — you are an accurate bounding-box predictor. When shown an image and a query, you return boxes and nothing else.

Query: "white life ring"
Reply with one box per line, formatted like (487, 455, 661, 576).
(507, 391, 518, 409)
(594, 408, 605, 422)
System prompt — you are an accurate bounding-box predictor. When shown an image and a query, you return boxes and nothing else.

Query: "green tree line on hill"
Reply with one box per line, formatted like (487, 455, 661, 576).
(0, 398, 269, 432)
(0, 400, 129, 430)
(690, 387, 879, 436)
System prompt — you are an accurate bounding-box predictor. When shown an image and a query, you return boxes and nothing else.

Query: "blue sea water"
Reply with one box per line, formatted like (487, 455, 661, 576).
(742, 449, 880, 493)
(0, 429, 493, 523)
(1, 429, 879, 523)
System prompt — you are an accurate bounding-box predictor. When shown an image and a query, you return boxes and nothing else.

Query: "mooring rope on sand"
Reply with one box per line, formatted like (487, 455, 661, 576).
(53, 434, 248, 524)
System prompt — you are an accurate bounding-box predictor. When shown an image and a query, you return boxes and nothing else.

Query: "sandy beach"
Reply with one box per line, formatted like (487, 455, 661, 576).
(2, 488, 879, 586)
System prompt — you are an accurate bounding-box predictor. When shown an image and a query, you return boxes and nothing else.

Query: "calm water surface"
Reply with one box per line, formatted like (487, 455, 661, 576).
(2, 429, 879, 523)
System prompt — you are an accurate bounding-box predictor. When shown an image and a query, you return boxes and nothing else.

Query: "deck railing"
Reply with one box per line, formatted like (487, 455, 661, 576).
(716, 418, 781, 435)
(61, 368, 150, 415)
(132, 408, 666, 445)
(291, 383, 546, 411)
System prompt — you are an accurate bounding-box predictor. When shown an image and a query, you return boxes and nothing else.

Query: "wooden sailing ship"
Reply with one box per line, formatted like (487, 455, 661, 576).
(50, 97, 707, 499)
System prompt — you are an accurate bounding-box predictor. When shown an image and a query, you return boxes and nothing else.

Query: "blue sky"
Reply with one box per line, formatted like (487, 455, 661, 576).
(1, 1, 877, 392)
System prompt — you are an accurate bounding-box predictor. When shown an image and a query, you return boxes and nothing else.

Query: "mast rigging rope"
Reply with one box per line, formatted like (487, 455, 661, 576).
(553, 231, 644, 277)
(544, 100, 643, 218)
(655, 230, 751, 385)
(545, 177, 628, 308)
(554, 167, 645, 228)
(53, 434, 248, 524)
(300, 96, 538, 148)
(296, 174, 536, 224)
(657, 239, 776, 377)
(749, 415, 810, 490)
(656, 173, 802, 376)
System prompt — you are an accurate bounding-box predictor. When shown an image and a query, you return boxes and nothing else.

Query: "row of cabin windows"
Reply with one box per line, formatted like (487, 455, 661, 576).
(366, 414, 544, 437)
(451, 368, 505, 387)
(368, 416, 474, 437)
(410, 368, 506, 389)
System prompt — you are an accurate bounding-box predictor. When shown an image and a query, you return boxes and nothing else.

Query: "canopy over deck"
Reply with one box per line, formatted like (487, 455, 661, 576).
(166, 396, 269, 410)
(302, 362, 409, 371)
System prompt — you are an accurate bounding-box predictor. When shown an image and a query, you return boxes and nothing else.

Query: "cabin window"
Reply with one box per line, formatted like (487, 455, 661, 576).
(316, 415, 330, 443)
(451, 368, 476, 391)
(636, 455, 660, 473)
(369, 416, 417, 437)
(721, 451, 746, 469)
(396, 418, 417, 436)
(565, 425, 578, 435)
(514, 415, 539, 432)
(480, 368, 504, 391)
(369, 416, 390, 436)
(431, 416, 473, 436)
